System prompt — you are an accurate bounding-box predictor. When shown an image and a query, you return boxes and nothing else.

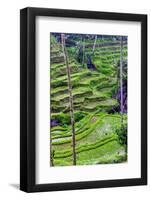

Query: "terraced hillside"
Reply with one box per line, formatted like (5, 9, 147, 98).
(50, 33, 127, 166)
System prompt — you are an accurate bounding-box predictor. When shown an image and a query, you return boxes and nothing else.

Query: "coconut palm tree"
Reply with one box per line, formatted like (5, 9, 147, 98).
(61, 33, 76, 165)
(120, 36, 124, 126)
(92, 35, 97, 55)
(82, 35, 85, 67)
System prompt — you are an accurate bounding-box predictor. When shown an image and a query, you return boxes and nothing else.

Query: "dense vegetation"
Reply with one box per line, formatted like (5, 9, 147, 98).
(50, 33, 127, 166)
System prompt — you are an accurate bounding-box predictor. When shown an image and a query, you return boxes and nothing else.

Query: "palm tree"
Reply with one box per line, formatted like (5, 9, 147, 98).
(82, 36, 85, 67)
(120, 36, 123, 126)
(61, 33, 76, 165)
(92, 35, 97, 55)
(50, 34, 53, 167)
(50, 131, 53, 166)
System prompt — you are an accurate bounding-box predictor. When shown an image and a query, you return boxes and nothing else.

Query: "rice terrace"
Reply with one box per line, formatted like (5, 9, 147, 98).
(50, 33, 128, 167)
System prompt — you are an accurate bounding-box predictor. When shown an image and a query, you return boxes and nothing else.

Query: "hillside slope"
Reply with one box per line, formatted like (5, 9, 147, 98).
(50, 34, 127, 166)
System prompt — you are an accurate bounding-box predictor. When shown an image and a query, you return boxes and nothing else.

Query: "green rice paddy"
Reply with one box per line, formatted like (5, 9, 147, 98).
(50, 34, 127, 166)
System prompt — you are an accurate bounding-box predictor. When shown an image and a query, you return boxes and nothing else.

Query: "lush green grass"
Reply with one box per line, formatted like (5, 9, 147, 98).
(54, 139, 126, 166)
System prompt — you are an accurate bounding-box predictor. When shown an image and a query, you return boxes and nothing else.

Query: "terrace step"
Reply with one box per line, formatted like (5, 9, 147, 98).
(51, 55, 65, 64)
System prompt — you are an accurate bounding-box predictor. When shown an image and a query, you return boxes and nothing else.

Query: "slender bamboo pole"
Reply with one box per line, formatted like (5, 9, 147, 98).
(61, 34, 76, 165)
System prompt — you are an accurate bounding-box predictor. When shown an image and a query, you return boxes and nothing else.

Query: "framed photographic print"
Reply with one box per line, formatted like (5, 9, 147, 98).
(20, 7, 147, 192)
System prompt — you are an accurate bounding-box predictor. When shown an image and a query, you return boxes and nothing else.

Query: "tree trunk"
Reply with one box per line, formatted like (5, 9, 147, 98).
(61, 34, 76, 165)
(50, 33, 53, 167)
(120, 36, 123, 125)
(50, 133, 53, 166)
(92, 35, 97, 55)
(82, 36, 85, 67)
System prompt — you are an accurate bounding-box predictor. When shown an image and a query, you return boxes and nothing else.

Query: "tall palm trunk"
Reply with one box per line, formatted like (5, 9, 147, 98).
(92, 35, 97, 55)
(50, 129, 53, 166)
(114, 45, 119, 97)
(50, 126, 53, 166)
(120, 36, 123, 126)
(82, 36, 85, 66)
(50, 35, 53, 166)
(61, 34, 76, 165)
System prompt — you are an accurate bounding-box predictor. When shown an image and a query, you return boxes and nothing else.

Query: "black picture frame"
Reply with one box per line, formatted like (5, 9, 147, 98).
(20, 7, 147, 193)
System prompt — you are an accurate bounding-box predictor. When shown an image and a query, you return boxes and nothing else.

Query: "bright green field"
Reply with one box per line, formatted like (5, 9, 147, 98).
(50, 34, 127, 166)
